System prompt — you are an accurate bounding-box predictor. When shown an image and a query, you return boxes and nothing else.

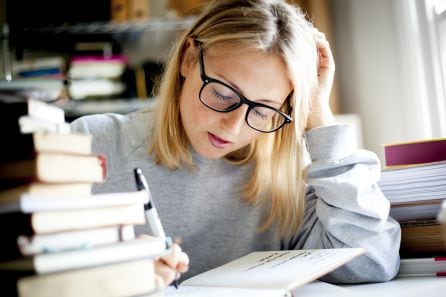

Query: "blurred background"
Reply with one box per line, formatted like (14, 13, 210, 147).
(0, 0, 445, 162)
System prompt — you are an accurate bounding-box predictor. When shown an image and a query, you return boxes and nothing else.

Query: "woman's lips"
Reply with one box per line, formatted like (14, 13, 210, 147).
(208, 132, 231, 149)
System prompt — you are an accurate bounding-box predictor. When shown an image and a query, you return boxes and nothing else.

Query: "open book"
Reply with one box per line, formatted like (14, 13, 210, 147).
(165, 248, 365, 297)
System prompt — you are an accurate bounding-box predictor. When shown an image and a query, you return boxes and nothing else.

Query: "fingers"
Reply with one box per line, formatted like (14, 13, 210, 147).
(154, 274, 165, 288)
(312, 29, 335, 70)
(160, 244, 189, 270)
(155, 243, 190, 288)
(155, 259, 177, 287)
(305, 27, 336, 130)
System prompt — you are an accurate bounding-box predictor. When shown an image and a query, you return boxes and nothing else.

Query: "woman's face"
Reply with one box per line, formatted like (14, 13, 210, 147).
(179, 42, 292, 160)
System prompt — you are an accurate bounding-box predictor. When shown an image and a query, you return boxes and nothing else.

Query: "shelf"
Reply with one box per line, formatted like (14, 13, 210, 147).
(60, 98, 156, 120)
(21, 17, 196, 35)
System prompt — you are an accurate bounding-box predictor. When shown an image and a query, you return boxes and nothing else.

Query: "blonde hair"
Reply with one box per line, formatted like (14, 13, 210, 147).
(150, 0, 318, 238)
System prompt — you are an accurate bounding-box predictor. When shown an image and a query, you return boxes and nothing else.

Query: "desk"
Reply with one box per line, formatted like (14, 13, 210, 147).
(340, 276, 446, 297)
(164, 277, 446, 296)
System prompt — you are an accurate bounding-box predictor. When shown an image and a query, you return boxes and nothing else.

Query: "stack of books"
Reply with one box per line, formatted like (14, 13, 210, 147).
(12, 57, 66, 80)
(378, 138, 446, 277)
(68, 55, 127, 100)
(0, 79, 67, 103)
(0, 97, 165, 296)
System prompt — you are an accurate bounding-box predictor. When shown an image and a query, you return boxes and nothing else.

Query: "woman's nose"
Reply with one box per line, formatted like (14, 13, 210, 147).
(220, 105, 247, 134)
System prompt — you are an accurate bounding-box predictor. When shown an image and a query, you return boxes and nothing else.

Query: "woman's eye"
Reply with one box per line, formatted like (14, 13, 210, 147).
(252, 108, 268, 120)
(213, 89, 234, 101)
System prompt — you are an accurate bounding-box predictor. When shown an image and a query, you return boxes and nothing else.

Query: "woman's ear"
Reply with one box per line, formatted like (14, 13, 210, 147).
(180, 38, 197, 77)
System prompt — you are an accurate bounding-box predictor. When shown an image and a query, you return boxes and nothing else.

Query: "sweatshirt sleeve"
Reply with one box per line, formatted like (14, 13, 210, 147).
(286, 124, 401, 283)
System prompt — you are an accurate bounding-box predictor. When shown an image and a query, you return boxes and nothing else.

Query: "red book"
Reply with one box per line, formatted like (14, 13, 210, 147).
(383, 138, 446, 167)
(398, 256, 446, 277)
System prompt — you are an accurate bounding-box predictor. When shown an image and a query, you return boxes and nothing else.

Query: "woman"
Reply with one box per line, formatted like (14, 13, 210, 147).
(71, 0, 400, 287)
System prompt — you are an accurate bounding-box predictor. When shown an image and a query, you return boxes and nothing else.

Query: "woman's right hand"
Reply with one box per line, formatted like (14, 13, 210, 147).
(154, 243, 190, 288)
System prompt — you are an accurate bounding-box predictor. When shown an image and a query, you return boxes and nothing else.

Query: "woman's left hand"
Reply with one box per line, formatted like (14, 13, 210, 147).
(306, 28, 336, 130)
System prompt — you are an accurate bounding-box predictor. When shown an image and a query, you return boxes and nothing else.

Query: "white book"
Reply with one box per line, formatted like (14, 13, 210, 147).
(438, 200, 446, 223)
(17, 258, 157, 297)
(19, 116, 71, 134)
(0, 190, 149, 214)
(0, 237, 167, 274)
(168, 248, 365, 297)
(398, 257, 446, 277)
(0, 203, 145, 234)
(17, 225, 135, 255)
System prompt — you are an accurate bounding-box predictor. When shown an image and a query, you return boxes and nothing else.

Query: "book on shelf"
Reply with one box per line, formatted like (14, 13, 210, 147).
(0, 132, 93, 162)
(0, 182, 92, 205)
(400, 219, 446, 258)
(383, 138, 446, 168)
(68, 55, 127, 100)
(13, 56, 66, 79)
(0, 152, 106, 183)
(1, 202, 145, 236)
(16, 258, 159, 297)
(397, 256, 446, 277)
(166, 248, 365, 296)
(0, 237, 166, 274)
(0, 79, 66, 103)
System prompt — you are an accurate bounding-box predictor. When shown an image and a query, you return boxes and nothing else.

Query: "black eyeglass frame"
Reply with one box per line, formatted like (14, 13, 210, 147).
(197, 48, 293, 133)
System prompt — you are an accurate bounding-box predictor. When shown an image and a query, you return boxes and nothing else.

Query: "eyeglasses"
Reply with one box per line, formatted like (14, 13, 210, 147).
(198, 48, 293, 133)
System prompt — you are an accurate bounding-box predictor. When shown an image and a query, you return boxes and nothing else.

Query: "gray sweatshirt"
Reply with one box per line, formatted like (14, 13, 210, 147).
(70, 108, 400, 283)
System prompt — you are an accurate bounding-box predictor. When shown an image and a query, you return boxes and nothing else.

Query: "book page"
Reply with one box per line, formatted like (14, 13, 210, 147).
(182, 248, 365, 291)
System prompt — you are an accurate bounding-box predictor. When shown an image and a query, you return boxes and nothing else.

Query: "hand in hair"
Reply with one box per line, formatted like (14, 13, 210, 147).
(306, 28, 336, 130)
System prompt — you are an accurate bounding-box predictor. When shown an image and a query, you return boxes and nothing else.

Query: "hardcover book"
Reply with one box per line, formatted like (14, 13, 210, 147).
(0, 182, 93, 205)
(1, 203, 145, 235)
(400, 219, 446, 257)
(398, 257, 446, 277)
(17, 225, 135, 256)
(0, 152, 106, 183)
(17, 258, 158, 297)
(0, 189, 149, 213)
(0, 132, 93, 162)
(383, 138, 446, 167)
(2, 225, 135, 262)
(0, 237, 166, 274)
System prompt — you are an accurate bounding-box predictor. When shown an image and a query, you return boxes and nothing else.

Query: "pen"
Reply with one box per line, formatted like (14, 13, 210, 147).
(133, 168, 180, 289)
